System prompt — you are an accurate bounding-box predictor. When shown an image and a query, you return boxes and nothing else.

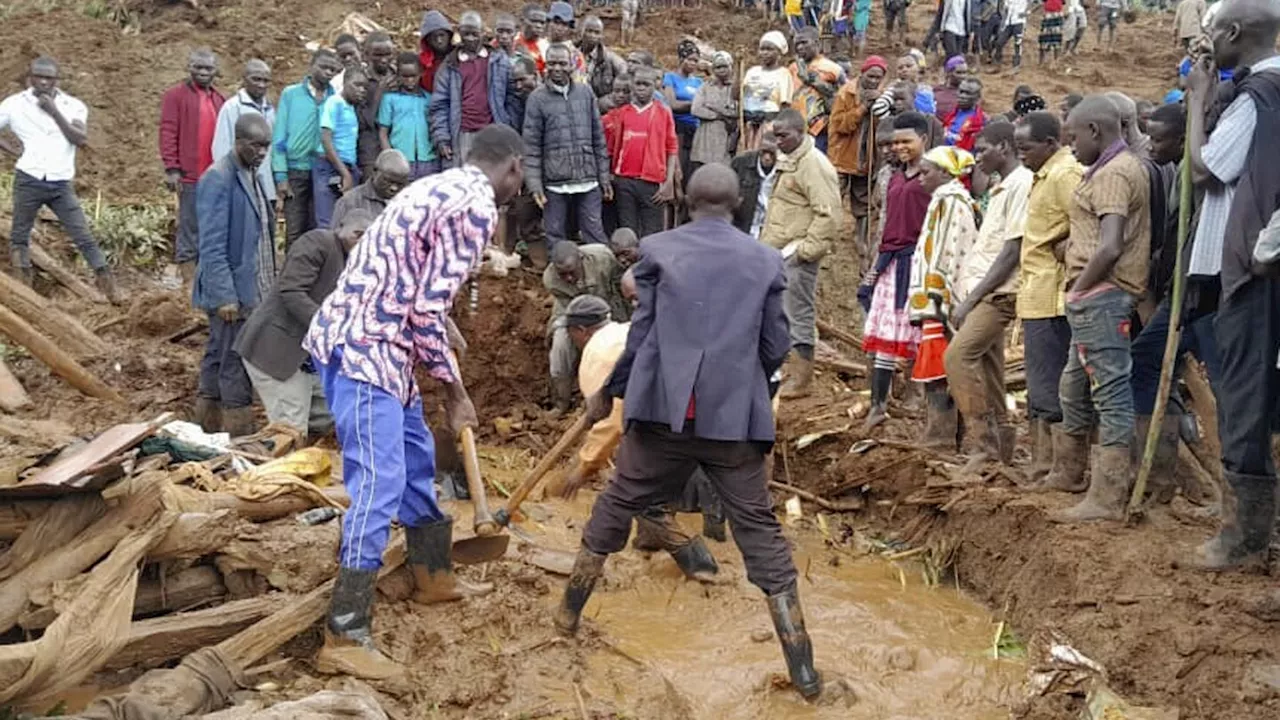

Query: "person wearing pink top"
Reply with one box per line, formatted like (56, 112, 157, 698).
(302, 124, 525, 681)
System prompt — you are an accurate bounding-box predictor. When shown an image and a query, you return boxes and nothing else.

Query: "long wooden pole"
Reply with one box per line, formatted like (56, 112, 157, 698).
(0, 303, 125, 404)
(1128, 114, 1193, 518)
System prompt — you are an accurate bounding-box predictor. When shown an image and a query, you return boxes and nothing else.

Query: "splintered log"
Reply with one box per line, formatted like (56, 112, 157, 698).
(0, 472, 165, 634)
(19, 565, 229, 631)
(29, 242, 107, 304)
(0, 493, 106, 582)
(0, 357, 31, 411)
(0, 303, 124, 404)
(102, 595, 289, 671)
(148, 511, 248, 562)
(816, 319, 864, 350)
(814, 356, 867, 377)
(0, 270, 106, 357)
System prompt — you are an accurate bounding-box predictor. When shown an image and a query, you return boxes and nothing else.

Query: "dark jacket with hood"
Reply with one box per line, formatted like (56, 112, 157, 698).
(429, 46, 513, 152)
(521, 80, 610, 196)
(417, 10, 451, 93)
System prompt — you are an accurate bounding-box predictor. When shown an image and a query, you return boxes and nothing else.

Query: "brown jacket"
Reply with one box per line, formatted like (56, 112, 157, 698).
(827, 81, 877, 176)
(758, 136, 843, 263)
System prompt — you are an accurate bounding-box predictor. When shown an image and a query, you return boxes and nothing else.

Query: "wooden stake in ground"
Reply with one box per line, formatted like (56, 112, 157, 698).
(1128, 120, 1193, 519)
(0, 302, 125, 404)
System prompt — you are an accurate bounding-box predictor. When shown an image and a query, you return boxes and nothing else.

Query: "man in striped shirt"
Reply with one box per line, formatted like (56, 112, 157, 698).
(303, 124, 526, 680)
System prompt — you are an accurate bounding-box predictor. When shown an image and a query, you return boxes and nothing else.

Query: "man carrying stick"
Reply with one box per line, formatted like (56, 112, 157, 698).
(302, 124, 526, 680)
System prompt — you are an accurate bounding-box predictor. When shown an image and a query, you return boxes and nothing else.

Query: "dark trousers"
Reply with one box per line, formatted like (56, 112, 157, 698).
(176, 181, 200, 264)
(543, 187, 607, 248)
(312, 156, 361, 230)
(1022, 316, 1072, 422)
(1214, 277, 1280, 477)
(198, 313, 253, 409)
(676, 122, 696, 195)
(942, 31, 966, 58)
(581, 422, 797, 595)
(615, 177, 664, 238)
(995, 23, 1025, 66)
(1130, 297, 1220, 416)
(283, 169, 315, 251)
(10, 170, 106, 270)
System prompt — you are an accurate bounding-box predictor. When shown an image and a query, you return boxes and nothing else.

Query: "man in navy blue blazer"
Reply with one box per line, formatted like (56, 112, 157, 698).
(554, 164, 821, 700)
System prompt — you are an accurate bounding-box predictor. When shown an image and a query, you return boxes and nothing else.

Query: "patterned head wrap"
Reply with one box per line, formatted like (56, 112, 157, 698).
(909, 48, 927, 69)
(922, 146, 975, 177)
(677, 38, 700, 60)
(760, 31, 788, 54)
(712, 50, 733, 67)
(1014, 94, 1048, 116)
(944, 55, 966, 73)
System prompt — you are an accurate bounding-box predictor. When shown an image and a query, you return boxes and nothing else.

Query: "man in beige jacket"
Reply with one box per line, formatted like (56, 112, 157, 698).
(758, 108, 843, 398)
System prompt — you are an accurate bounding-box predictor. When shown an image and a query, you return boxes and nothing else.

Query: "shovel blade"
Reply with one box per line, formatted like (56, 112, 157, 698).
(452, 534, 511, 565)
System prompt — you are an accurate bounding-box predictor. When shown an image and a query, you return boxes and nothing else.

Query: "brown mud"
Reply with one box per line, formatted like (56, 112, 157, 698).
(0, 0, 1234, 718)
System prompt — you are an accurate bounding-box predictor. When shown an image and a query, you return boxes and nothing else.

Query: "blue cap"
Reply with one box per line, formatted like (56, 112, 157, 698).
(1163, 89, 1185, 104)
(548, 1, 574, 23)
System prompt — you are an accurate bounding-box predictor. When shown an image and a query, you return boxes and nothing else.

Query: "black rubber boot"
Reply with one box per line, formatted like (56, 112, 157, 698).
(1194, 472, 1277, 571)
(767, 584, 821, 699)
(406, 516, 492, 604)
(315, 567, 402, 680)
(864, 367, 893, 430)
(554, 547, 607, 636)
(670, 536, 720, 582)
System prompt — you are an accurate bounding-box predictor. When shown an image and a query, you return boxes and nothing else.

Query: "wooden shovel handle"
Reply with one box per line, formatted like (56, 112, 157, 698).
(499, 412, 591, 522)
(459, 426, 498, 536)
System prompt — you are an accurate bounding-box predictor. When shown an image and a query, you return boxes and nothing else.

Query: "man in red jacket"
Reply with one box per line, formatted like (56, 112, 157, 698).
(941, 77, 986, 152)
(160, 49, 225, 285)
(609, 68, 677, 239)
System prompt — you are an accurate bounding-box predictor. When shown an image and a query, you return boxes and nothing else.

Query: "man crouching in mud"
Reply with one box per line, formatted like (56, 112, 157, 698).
(553, 164, 822, 700)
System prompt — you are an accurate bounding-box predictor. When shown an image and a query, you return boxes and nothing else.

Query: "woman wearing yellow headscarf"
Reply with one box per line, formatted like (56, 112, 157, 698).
(908, 145, 981, 450)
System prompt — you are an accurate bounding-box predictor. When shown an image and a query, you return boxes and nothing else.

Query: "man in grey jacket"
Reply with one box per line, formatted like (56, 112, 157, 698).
(554, 165, 820, 701)
(522, 44, 611, 248)
(236, 210, 374, 437)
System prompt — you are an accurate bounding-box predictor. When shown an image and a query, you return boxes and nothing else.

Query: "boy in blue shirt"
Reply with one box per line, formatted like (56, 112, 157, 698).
(377, 53, 438, 181)
(315, 66, 367, 228)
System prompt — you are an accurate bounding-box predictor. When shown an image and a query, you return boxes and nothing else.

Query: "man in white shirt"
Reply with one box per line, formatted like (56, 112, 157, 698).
(212, 59, 276, 203)
(944, 122, 1032, 465)
(941, 0, 971, 59)
(0, 57, 120, 303)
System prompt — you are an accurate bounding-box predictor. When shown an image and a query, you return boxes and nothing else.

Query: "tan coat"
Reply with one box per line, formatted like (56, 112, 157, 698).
(1174, 0, 1205, 40)
(758, 136, 843, 263)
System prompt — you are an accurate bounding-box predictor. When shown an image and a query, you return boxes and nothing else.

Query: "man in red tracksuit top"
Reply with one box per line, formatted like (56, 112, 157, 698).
(160, 49, 225, 284)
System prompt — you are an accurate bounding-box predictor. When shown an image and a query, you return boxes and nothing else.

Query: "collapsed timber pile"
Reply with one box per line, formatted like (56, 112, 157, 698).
(0, 411, 383, 718)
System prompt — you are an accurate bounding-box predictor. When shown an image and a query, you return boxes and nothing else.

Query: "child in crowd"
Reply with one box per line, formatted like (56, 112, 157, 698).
(377, 53, 438, 180)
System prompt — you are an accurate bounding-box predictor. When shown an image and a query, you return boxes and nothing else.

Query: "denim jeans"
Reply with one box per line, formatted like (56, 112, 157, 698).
(1060, 287, 1136, 447)
(1129, 297, 1220, 416)
(543, 187, 607, 248)
(311, 156, 361, 230)
(10, 170, 107, 270)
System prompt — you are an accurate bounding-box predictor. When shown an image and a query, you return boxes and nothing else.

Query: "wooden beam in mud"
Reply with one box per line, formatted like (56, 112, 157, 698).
(0, 303, 125, 404)
(0, 269, 107, 357)
(29, 242, 107, 305)
(102, 595, 289, 671)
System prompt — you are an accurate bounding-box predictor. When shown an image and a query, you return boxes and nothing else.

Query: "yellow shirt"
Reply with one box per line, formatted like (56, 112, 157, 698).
(1016, 147, 1083, 320)
(576, 322, 630, 472)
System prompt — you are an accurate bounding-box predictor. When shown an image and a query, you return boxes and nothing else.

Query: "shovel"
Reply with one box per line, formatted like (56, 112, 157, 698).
(452, 412, 591, 564)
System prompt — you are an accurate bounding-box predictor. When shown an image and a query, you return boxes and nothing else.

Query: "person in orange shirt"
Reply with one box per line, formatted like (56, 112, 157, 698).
(789, 27, 847, 153)
(515, 4, 550, 75)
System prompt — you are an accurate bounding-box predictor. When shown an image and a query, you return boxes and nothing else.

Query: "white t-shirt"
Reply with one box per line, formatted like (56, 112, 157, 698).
(942, 0, 968, 35)
(0, 88, 88, 181)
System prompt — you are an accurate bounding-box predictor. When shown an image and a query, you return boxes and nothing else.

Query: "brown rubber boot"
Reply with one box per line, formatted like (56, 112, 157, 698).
(221, 405, 256, 438)
(192, 396, 222, 433)
(314, 567, 403, 680)
(1030, 425, 1090, 492)
(1027, 419, 1054, 483)
(94, 267, 124, 305)
(996, 423, 1017, 466)
(1051, 445, 1132, 523)
(407, 517, 494, 604)
(554, 546, 607, 636)
(1192, 472, 1276, 572)
(779, 356, 814, 399)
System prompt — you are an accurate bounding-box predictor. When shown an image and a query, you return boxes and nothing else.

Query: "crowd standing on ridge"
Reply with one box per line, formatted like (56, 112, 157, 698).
(1, 0, 1277, 702)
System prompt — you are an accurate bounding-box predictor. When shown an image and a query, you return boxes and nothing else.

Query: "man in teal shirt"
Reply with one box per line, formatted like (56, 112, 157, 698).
(271, 49, 341, 248)
(315, 67, 368, 229)
(377, 52, 439, 180)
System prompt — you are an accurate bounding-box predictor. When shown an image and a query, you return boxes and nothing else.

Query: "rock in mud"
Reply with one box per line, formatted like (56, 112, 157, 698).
(886, 646, 916, 671)
(750, 628, 773, 643)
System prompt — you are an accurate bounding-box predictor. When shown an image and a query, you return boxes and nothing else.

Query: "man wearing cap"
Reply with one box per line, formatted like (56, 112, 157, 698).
(429, 10, 513, 168)
(547, 2, 589, 82)
(543, 242, 629, 412)
(558, 292, 722, 580)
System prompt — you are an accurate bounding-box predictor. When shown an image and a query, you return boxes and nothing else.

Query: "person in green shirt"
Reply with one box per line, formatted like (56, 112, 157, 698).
(271, 49, 341, 248)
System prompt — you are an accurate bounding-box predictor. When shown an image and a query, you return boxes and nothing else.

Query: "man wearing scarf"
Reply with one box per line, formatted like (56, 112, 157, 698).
(1052, 95, 1151, 524)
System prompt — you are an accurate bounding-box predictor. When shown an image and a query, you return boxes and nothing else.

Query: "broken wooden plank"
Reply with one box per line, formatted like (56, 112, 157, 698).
(768, 480, 864, 512)
(0, 303, 124, 405)
(0, 269, 106, 357)
(29, 242, 107, 304)
(814, 356, 867, 377)
(0, 493, 105, 582)
(19, 565, 229, 631)
(0, 357, 31, 412)
(7, 419, 158, 497)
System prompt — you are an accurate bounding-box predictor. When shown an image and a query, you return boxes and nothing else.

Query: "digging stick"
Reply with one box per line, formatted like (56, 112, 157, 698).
(1128, 114, 1193, 518)
(459, 426, 498, 537)
(494, 412, 590, 526)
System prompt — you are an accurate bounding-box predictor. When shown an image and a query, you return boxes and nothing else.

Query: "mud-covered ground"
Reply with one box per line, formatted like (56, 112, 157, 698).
(0, 0, 1244, 717)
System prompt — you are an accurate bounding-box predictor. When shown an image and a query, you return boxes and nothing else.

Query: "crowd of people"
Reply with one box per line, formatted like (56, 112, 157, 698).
(1, 0, 1278, 703)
